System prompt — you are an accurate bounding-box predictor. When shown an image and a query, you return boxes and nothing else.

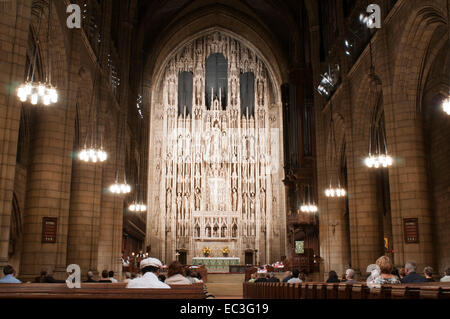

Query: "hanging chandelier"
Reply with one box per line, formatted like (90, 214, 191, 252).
(78, 147, 107, 163)
(128, 65, 148, 212)
(78, 37, 107, 163)
(325, 184, 347, 198)
(363, 35, 393, 169)
(324, 100, 347, 198)
(443, 0, 450, 115)
(301, 184, 318, 213)
(128, 203, 147, 212)
(109, 181, 131, 194)
(364, 108, 393, 169)
(110, 112, 131, 195)
(17, 0, 58, 106)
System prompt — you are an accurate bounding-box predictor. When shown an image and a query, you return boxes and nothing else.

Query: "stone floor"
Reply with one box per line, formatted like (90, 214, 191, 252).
(205, 274, 245, 299)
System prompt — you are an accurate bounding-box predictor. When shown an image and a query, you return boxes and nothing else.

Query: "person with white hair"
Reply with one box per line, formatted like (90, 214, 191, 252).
(126, 257, 171, 289)
(440, 268, 450, 282)
(343, 269, 359, 284)
(401, 261, 428, 283)
(84, 271, 97, 283)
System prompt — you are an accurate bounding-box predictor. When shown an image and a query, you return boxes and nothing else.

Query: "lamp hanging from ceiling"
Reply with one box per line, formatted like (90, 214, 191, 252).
(363, 37, 393, 169)
(17, 0, 58, 105)
(301, 184, 318, 213)
(324, 100, 347, 198)
(129, 68, 147, 212)
(442, 0, 450, 115)
(110, 112, 131, 195)
(78, 71, 107, 163)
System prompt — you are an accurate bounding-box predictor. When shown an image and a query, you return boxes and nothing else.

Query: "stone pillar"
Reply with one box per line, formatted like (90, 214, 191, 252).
(346, 131, 384, 276)
(0, 0, 31, 273)
(67, 160, 103, 276)
(384, 103, 435, 271)
(97, 107, 123, 278)
(20, 99, 75, 280)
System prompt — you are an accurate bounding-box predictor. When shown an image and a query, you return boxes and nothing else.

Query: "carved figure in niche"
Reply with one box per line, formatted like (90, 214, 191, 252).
(195, 224, 200, 238)
(195, 78, 202, 106)
(257, 79, 264, 105)
(213, 225, 219, 238)
(166, 188, 172, 209)
(206, 225, 211, 237)
(168, 79, 176, 106)
(221, 226, 227, 238)
(230, 78, 238, 105)
(194, 187, 201, 210)
(232, 187, 238, 211)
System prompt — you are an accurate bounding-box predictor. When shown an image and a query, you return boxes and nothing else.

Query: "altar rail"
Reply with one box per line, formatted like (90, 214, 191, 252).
(243, 282, 450, 299)
(0, 283, 212, 299)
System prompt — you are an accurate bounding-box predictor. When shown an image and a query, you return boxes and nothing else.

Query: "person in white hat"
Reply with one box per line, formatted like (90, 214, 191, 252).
(126, 257, 171, 289)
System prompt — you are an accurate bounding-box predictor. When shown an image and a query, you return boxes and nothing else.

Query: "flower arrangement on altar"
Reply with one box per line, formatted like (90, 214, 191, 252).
(202, 247, 211, 257)
(222, 247, 230, 256)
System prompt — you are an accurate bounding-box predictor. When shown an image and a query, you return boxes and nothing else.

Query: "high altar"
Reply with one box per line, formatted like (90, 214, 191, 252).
(192, 257, 240, 273)
(146, 31, 286, 264)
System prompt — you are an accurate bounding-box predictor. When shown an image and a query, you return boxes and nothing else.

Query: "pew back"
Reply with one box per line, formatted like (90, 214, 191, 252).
(0, 283, 207, 299)
(242, 282, 450, 300)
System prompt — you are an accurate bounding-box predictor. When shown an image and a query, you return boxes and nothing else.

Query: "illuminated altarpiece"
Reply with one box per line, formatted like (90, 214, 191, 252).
(147, 31, 286, 265)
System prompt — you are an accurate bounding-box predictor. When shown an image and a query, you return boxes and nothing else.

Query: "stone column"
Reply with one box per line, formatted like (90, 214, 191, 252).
(67, 160, 103, 276)
(20, 97, 75, 280)
(384, 101, 435, 271)
(0, 0, 32, 273)
(346, 130, 384, 276)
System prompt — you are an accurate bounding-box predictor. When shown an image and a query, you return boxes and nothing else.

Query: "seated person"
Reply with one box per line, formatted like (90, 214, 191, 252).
(0, 265, 21, 283)
(98, 270, 112, 283)
(109, 270, 118, 283)
(158, 274, 166, 282)
(185, 269, 201, 283)
(34, 268, 65, 283)
(84, 271, 97, 283)
(287, 269, 303, 284)
(267, 272, 280, 282)
(254, 273, 268, 283)
(326, 270, 340, 283)
(165, 261, 192, 285)
(343, 269, 359, 284)
(282, 271, 292, 283)
(123, 272, 132, 283)
(401, 261, 428, 283)
(423, 266, 434, 282)
(369, 256, 401, 285)
(127, 257, 170, 288)
(248, 273, 257, 283)
(440, 268, 450, 282)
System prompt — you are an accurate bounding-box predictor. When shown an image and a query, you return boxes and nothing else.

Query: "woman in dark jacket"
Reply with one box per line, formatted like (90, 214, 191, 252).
(326, 270, 340, 283)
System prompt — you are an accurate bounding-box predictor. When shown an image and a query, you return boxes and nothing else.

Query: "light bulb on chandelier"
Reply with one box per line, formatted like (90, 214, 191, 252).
(129, 202, 147, 212)
(78, 147, 108, 163)
(443, 96, 450, 115)
(325, 186, 346, 198)
(364, 153, 393, 168)
(17, 82, 58, 107)
(109, 182, 131, 195)
(300, 204, 318, 213)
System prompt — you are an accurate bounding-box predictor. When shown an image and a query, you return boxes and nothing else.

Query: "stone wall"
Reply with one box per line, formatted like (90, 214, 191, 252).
(0, 0, 144, 281)
(309, 0, 449, 278)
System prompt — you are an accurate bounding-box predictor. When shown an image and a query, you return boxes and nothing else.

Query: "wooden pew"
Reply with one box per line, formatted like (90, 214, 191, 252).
(337, 283, 353, 299)
(0, 283, 208, 299)
(242, 282, 450, 300)
(351, 283, 369, 299)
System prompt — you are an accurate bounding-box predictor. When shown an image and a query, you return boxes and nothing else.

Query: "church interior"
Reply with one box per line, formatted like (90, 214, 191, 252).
(0, 0, 449, 301)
